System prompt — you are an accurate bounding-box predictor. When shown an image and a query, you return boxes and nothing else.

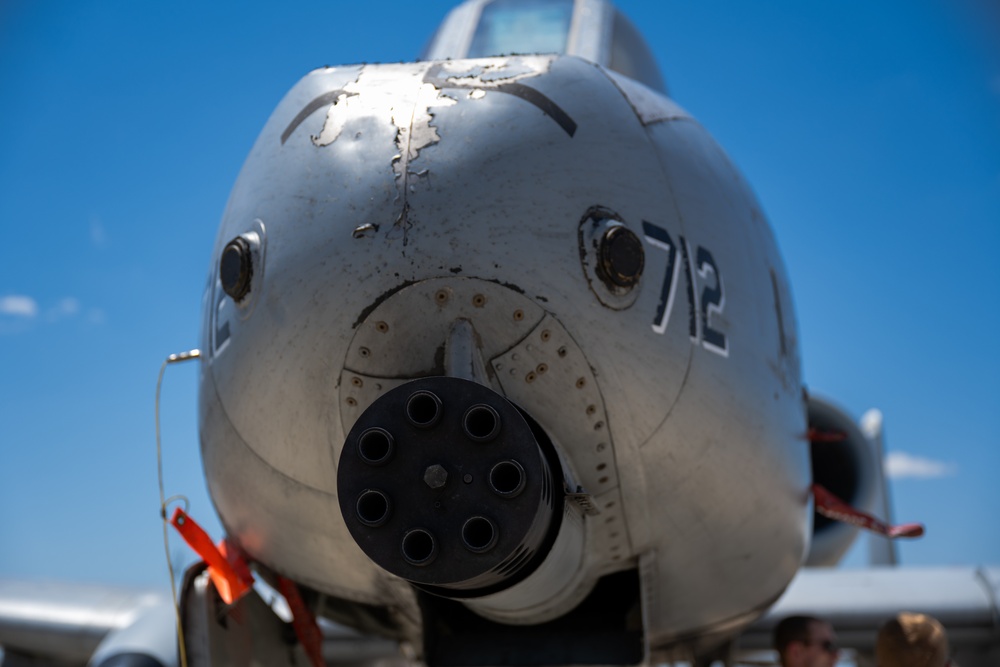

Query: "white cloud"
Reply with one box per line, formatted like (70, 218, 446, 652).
(885, 451, 957, 480)
(0, 295, 38, 318)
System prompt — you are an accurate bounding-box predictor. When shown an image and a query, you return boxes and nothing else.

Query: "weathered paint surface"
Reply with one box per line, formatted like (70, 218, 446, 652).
(200, 54, 807, 651)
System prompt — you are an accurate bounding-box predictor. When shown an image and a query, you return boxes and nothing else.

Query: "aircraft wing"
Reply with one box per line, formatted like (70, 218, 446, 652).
(738, 566, 1000, 667)
(0, 578, 406, 667)
(0, 579, 172, 666)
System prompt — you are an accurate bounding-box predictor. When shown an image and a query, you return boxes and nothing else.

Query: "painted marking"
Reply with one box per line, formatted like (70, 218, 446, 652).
(696, 246, 728, 357)
(678, 235, 698, 342)
(214, 295, 230, 354)
(491, 82, 577, 137)
(280, 89, 348, 145)
(642, 221, 679, 334)
(642, 223, 729, 358)
(424, 64, 576, 137)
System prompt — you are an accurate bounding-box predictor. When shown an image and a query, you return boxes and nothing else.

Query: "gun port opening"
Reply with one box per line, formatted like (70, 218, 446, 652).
(489, 460, 526, 497)
(402, 529, 437, 566)
(406, 391, 442, 428)
(358, 427, 394, 465)
(464, 404, 501, 442)
(356, 490, 391, 527)
(462, 516, 498, 553)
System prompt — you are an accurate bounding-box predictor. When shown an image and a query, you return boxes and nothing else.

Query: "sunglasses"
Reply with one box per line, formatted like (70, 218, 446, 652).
(807, 639, 840, 654)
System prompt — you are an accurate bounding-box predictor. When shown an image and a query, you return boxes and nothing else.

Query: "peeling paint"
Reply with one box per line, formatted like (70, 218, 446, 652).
(311, 92, 366, 146)
(435, 56, 552, 88)
(352, 223, 379, 239)
(307, 66, 458, 242)
(424, 58, 576, 137)
(286, 57, 568, 246)
(388, 78, 456, 200)
(311, 69, 456, 176)
(388, 202, 412, 243)
(281, 89, 348, 145)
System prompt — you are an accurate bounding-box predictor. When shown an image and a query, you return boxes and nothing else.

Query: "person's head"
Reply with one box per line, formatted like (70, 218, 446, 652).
(773, 615, 840, 667)
(876, 612, 950, 667)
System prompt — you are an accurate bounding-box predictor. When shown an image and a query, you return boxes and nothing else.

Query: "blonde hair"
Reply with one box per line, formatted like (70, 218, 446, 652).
(876, 612, 949, 667)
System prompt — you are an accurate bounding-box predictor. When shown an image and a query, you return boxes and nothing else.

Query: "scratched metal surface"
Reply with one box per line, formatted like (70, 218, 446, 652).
(198, 53, 808, 642)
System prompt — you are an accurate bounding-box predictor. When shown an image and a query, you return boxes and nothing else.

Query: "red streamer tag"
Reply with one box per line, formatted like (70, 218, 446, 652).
(169, 507, 254, 604)
(277, 575, 325, 667)
(812, 484, 924, 538)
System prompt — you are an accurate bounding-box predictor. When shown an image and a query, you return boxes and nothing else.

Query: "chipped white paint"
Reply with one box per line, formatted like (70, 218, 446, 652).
(437, 55, 552, 88)
(312, 65, 457, 225)
(391, 78, 456, 190)
(312, 90, 385, 147)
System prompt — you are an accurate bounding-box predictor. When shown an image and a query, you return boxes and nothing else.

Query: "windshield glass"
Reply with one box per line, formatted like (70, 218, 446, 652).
(467, 0, 574, 57)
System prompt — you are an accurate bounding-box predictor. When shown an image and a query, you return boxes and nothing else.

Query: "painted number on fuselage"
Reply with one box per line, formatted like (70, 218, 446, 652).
(642, 221, 729, 358)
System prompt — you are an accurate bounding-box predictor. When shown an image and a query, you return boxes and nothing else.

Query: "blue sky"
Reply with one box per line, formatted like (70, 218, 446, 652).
(1, 1, 997, 589)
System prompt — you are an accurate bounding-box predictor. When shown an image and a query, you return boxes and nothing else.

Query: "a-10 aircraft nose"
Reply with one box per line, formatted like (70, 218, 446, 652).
(199, 42, 809, 642)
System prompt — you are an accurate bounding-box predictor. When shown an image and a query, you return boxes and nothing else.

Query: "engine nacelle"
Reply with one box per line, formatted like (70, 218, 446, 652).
(804, 395, 879, 566)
